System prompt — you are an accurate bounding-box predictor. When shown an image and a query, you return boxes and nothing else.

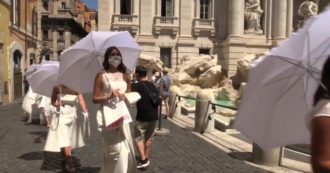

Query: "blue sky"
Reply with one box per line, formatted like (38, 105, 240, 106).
(81, 0, 98, 10)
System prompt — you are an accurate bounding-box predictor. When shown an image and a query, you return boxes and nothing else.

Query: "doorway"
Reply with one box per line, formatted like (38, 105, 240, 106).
(13, 50, 22, 99)
(160, 48, 172, 68)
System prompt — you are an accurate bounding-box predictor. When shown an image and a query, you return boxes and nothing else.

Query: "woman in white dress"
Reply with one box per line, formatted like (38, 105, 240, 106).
(44, 84, 88, 172)
(22, 87, 41, 124)
(309, 56, 330, 172)
(37, 95, 51, 127)
(93, 46, 136, 173)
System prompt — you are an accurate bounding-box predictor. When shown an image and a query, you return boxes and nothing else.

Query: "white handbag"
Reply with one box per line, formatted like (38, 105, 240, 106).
(96, 101, 132, 131)
(124, 92, 141, 105)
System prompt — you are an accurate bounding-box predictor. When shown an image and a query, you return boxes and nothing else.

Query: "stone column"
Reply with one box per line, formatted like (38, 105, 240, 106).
(133, 0, 139, 15)
(0, 43, 3, 104)
(228, 0, 244, 37)
(52, 29, 58, 60)
(273, 0, 287, 40)
(265, 0, 273, 40)
(64, 30, 71, 49)
(195, 0, 200, 18)
(211, 0, 215, 19)
(174, 0, 179, 17)
(194, 90, 213, 133)
(252, 144, 282, 166)
(114, 0, 120, 14)
(156, 0, 160, 16)
(286, 0, 293, 37)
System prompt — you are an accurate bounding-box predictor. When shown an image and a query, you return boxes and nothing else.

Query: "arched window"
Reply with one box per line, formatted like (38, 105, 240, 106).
(13, 50, 22, 71)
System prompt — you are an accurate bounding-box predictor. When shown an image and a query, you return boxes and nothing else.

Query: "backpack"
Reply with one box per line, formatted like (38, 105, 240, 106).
(141, 82, 161, 108)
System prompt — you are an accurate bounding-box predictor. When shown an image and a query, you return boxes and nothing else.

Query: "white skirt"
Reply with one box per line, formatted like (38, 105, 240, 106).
(100, 124, 136, 173)
(44, 105, 85, 152)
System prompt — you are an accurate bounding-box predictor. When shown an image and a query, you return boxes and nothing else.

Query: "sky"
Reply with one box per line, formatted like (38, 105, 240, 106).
(80, 0, 98, 10)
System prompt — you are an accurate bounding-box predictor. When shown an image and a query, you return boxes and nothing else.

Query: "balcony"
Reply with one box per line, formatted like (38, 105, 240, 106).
(192, 19, 215, 37)
(153, 16, 179, 35)
(48, 8, 74, 19)
(42, 40, 52, 49)
(112, 15, 139, 34)
(58, 42, 65, 50)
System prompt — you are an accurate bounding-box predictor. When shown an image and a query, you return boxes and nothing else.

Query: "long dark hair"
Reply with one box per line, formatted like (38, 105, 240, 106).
(102, 46, 127, 73)
(313, 56, 330, 105)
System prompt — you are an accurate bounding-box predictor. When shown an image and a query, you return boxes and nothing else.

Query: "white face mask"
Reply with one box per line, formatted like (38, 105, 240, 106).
(108, 55, 122, 68)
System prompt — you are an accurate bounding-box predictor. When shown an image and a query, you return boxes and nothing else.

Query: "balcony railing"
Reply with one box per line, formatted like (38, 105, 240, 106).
(192, 19, 215, 36)
(53, 8, 74, 18)
(112, 14, 139, 34)
(153, 16, 179, 35)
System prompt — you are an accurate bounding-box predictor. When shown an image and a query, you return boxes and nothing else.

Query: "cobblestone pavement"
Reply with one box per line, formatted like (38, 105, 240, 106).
(0, 98, 303, 173)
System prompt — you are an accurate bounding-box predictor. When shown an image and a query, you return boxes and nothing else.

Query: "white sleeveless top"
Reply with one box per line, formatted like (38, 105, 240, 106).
(102, 72, 127, 95)
(307, 99, 330, 130)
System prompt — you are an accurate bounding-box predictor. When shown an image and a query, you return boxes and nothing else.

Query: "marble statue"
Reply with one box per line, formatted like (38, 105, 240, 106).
(296, 0, 318, 29)
(244, 0, 264, 33)
(298, 0, 319, 20)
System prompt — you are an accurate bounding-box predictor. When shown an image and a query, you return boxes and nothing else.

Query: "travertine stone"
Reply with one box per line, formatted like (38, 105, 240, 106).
(273, 0, 287, 39)
(228, 0, 245, 37)
(196, 65, 223, 89)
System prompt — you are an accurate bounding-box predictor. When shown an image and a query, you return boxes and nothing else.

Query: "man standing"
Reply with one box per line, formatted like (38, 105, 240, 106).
(131, 66, 160, 169)
(160, 68, 172, 119)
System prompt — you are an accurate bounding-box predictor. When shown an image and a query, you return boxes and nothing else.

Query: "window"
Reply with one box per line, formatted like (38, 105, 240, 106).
(160, 48, 172, 68)
(13, 50, 22, 70)
(161, 0, 173, 17)
(58, 31, 64, 41)
(199, 48, 210, 55)
(62, 2, 66, 9)
(43, 30, 48, 40)
(29, 54, 35, 65)
(32, 10, 38, 35)
(200, 0, 209, 19)
(12, 0, 20, 26)
(120, 0, 132, 15)
(42, 0, 49, 10)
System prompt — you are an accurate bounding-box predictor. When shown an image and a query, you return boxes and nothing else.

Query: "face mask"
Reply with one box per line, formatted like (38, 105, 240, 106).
(108, 55, 122, 68)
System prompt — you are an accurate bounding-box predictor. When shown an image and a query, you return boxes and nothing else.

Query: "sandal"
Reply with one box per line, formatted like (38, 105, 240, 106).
(65, 164, 75, 172)
(65, 156, 75, 172)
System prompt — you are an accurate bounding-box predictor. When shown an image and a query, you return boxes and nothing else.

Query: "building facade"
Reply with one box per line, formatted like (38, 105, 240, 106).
(98, 0, 330, 76)
(0, 0, 41, 104)
(0, 0, 11, 104)
(76, 0, 98, 32)
(41, 0, 88, 61)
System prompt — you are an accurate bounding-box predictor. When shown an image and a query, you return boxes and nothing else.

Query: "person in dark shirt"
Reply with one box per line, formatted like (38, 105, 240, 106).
(131, 66, 159, 169)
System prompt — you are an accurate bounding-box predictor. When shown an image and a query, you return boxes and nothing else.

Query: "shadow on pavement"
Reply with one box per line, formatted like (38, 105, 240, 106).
(29, 131, 48, 143)
(228, 151, 253, 161)
(18, 151, 84, 172)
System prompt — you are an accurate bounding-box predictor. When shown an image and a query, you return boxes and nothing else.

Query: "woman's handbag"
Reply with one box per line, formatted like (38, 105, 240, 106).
(124, 92, 141, 105)
(96, 101, 132, 131)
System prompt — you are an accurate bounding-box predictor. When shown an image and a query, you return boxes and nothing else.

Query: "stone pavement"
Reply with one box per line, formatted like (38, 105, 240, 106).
(0, 98, 310, 173)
